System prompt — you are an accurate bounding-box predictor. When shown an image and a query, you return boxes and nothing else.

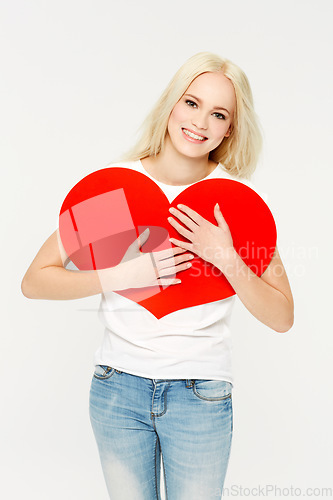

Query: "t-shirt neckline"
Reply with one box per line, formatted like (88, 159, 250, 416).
(137, 159, 221, 188)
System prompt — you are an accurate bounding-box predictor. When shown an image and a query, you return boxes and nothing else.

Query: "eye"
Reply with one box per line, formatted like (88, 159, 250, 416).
(213, 112, 226, 120)
(185, 99, 226, 120)
(185, 99, 197, 108)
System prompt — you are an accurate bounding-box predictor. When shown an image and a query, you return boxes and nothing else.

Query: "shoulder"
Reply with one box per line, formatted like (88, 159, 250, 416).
(99, 159, 144, 175)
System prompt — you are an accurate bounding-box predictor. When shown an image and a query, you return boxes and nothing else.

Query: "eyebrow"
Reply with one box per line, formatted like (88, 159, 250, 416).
(184, 94, 230, 115)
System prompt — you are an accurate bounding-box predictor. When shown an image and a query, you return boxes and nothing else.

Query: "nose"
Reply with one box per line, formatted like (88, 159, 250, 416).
(191, 111, 208, 131)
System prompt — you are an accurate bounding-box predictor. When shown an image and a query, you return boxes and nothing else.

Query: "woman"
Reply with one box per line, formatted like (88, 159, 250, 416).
(21, 52, 294, 499)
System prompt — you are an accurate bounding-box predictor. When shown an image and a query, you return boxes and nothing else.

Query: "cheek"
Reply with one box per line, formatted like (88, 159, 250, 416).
(213, 121, 231, 140)
(169, 102, 187, 127)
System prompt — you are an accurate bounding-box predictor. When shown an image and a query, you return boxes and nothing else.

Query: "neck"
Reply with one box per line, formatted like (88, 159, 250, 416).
(142, 136, 218, 186)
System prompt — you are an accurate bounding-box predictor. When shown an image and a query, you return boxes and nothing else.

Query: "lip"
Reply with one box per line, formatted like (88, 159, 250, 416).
(181, 128, 208, 143)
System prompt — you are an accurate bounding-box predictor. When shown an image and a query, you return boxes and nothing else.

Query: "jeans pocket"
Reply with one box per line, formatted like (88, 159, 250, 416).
(192, 379, 232, 401)
(93, 364, 116, 380)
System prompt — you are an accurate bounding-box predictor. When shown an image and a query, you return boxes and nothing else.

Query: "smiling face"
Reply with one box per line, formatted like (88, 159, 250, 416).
(166, 71, 236, 160)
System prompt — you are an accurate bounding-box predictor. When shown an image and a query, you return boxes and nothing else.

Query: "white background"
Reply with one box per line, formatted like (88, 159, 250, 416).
(1, 0, 332, 498)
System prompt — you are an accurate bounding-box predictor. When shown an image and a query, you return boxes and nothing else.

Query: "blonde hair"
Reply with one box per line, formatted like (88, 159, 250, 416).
(115, 52, 263, 179)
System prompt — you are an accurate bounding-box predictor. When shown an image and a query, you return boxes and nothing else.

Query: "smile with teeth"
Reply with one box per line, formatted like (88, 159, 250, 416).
(182, 128, 207, 141)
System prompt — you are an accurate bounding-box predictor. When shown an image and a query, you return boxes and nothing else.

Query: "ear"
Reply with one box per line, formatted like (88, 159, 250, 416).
(224, 125, 233, 138)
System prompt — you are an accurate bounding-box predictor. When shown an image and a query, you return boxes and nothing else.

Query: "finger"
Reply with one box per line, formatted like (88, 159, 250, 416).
(127, 228, 149, 253)
(168, 217, 194, 241)
(214, 203, 228, 230)
(141, 279, 180, 288)
(154, 245, 188, 262)
(168, 238, 193, 252)
(175, 204, 204, 225)
(156, 278, 182, 285)
(137, 228, 150, 247)
(157, 252, 194, 271)
(168, 207, 198, 231)
(158, 260, 192, 276)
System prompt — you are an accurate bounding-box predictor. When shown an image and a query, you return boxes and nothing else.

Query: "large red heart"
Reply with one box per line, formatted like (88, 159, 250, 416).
(59, 167, 276, 318)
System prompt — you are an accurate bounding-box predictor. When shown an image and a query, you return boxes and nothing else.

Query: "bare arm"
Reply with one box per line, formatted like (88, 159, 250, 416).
(21, 229, 192, 300)
(21, 229, 108, 300)
(214, 245, 294, 333)
(167, 203, 294, 333)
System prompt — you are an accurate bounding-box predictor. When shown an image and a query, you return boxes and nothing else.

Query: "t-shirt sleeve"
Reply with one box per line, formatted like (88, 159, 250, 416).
(55, 219, 79, 271)
(240, 179, 268, 204)
(258, 190, 269, 204)
(239, 179, 278, 225)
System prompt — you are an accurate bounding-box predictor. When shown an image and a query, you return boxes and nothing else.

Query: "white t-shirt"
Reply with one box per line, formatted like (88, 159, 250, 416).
(90, 160, 269, 385)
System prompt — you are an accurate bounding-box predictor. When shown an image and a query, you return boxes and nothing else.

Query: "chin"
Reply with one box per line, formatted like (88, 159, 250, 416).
(178, 149, 208, 160)
(174, 141, 210, 157)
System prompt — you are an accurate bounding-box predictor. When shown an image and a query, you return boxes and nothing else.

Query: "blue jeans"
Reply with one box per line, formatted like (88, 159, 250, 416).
(89, 365, 233, 499)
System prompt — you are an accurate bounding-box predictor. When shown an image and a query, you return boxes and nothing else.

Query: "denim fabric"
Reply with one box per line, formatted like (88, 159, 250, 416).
(89, 365, 233, 499)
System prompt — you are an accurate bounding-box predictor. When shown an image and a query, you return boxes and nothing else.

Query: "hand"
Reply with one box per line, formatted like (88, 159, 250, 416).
(98, 228, 194, 291)
(167, 203, 235, 268)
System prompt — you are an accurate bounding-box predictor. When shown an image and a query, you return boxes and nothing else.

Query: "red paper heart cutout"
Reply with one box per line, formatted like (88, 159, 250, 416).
(59, 167, 277, 318)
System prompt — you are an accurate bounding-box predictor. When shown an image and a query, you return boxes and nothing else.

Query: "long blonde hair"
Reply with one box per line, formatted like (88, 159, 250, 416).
(114, 52, 263, 179)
